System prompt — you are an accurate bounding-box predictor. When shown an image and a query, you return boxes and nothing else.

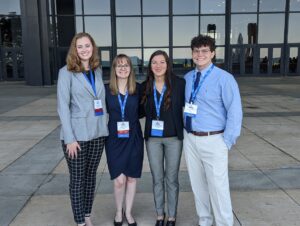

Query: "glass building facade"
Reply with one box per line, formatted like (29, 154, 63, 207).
(0, 0, 299, 85)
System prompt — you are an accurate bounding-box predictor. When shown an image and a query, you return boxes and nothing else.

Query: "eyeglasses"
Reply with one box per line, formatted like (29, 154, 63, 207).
(116, 64, 130, 69)
(192, 49, 211, 55)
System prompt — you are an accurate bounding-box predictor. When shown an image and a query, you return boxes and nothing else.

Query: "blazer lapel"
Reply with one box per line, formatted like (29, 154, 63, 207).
(74, 72, 95, 97)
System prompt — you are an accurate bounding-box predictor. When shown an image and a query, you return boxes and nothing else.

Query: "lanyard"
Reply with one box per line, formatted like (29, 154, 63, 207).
(118, 91, 129, 121)
(190, 64, 214, 103)
(83, 70, 97, 97)
(153, 81, 166, 120)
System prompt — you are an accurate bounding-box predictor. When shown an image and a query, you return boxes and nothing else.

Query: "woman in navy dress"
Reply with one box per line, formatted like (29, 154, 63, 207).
(105, 54, 143, 226)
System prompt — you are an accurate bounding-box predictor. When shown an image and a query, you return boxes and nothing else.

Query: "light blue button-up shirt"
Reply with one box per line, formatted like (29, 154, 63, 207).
(184, 63, 243, 150)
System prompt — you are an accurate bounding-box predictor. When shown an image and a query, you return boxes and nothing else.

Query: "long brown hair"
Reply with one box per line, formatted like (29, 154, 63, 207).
(141, 50, 172, 110)
(109, 54, 136, 95)
(66, 32, 100, 72)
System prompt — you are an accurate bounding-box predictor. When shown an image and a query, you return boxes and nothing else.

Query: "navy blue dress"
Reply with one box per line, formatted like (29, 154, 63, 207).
(105, 84, 144, 180)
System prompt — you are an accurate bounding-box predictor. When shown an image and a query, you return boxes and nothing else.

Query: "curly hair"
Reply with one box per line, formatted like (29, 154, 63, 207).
(141, 50, 172, 110)
(66, 32, 100, 72)
(191, 34, 216, 52)
(109, 54, 136, 95)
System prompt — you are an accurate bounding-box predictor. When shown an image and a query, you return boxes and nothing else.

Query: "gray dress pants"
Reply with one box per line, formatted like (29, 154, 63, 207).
(146, 137, 183, 218)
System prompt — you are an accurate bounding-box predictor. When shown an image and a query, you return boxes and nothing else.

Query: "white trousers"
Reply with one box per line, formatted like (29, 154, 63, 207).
(183, 130, 233, 226)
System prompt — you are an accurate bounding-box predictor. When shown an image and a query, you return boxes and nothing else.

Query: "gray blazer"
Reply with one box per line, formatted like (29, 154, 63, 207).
(57, 65, 109, 144)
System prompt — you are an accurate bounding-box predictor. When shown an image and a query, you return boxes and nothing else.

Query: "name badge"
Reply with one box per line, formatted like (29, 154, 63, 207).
(151, 120, 164, 137)
(184, 102, 198, 117)
(117, 121, 130, 138)
(94, 99, 103, 116)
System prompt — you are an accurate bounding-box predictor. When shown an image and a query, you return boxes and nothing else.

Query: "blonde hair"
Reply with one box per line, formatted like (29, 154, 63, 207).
(66, 32, 100, 72)
(109, 54, 136, 95)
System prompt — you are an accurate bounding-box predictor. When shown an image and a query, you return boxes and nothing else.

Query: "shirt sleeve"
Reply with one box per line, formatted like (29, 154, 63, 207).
(221, 76, 243, 150)
(57, 68, 76, 144)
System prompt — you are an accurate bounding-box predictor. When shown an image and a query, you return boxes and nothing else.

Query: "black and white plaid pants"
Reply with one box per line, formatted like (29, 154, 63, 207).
(62, 136, 105, 224)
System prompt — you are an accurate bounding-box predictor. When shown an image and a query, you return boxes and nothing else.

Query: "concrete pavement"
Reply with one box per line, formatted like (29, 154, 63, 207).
(1, 77, 300, 226)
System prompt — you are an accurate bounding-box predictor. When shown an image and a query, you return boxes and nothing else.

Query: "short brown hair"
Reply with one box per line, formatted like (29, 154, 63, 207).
(191, 34, 216, 52)
(109, 54, 136, 95)
(66, 32, 100, 72)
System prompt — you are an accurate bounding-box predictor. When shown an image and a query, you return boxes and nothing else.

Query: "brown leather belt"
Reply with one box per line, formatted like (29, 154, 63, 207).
(191, 130, 224, 136)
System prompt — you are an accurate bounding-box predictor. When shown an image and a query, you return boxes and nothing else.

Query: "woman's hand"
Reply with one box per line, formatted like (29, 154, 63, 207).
(66, 142, 81, 159)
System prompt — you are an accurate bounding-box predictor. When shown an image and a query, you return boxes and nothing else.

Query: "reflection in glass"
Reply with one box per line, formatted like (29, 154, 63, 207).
(201, 0, 225, 14)
(245, 48, 253, 74)
(231, 48, 241, 74)
(0, 16, 22, 47)
(258, 14, 284, 44)
(85, 16, 111, 46)
(289, 47, 298, 73)
(173, 0, 198, 14)
(83, 0, 110, 14)
(4, 51, 13, 78)
(231, 14, 256, 44)
(290, 0, 300, 11)
(231, 0, 257, 12)
(288, 13, 300, 43)
(99, 49, 110, 79)
(173, 16, 198, 46)
(0, 0, 20, 15)
(200, 16, 225, 45)
(117, 49, 142, 75)
(143, 17, 168, 47)
(75, 0, 82, 14)
(117, 17, 141, 47)
(143, 0, 168, 15)
(173, 48, 193, 73)
(143, 48, 169, 66)
(116, 0, 140, 15)
(259, 0, 285, 12)
(215, 47, 225, 68)
(272, 48, 281, 73)
(260, 48, 268, 73)
(76, 16, 83, 33)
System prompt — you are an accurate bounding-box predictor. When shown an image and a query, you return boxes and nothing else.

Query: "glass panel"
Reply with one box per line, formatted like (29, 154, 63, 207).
(290, 0, 300, 11)
(173, 0, 198, 14)
(272, 48, 281, 73)
(230, 14, 257, 44)
(200, 16, 225, 45)
(117, 17, 141, 47)
(0, 16, 22, 47)
(231, 48, 241, 74)
(143, 0, 168, 15)
(0, 0, 20, 15)
(117, 49, 142, 75)
(83, 0, 110, 14)
(288, 13, 300, 43)
(173, 48, 193, 74)
(260, 48, 268, 73)
(75, 0, 82, 14)
(173, 16, 198, 46)
(76, 16, 83, 33)
(258, 14, 284, 44)
(201, 0, 225, 14)
(116, 0, 140, 15)
(100, 49, 110, 79)
(85, 16, 111, 46)
(4, 51, 13, 78)
(215, 47, 225, 68)
(17, 49, 24, 78)
(231, 0, 257, 12)
(143, 48, 169, 66)
(289, 47, 298, 73)
(259, 0, 285, 12)
(245, 47, 254, 74)
(143, 17, 169, 47)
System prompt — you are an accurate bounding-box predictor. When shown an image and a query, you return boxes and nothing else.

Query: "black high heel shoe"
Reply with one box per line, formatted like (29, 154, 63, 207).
(114, 209, 124, 226)
(155, 213, 165, 226)
(124, 212, 137, 226)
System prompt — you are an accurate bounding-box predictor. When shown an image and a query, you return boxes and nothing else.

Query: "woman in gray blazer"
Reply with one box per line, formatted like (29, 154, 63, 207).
(57, 32, 108, 226)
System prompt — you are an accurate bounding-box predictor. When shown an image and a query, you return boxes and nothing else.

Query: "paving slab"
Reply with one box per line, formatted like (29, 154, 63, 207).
(0, 195, 29, 226)
(263, 168, 300, 189)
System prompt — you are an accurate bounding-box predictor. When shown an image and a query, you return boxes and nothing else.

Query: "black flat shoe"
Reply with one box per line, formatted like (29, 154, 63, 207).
(166, 220, 176, 226)
(155, 219, 164, 226)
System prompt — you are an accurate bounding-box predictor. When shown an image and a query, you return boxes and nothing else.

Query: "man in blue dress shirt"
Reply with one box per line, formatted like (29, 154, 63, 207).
(183, 34, 243, 226)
